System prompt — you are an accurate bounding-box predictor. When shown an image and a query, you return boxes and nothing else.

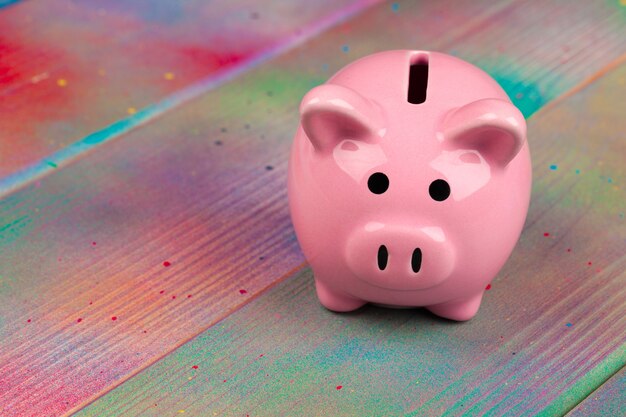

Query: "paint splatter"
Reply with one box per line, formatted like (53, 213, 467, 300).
(57, 78, 67, 87)
(587, 261, 592, 266)
(127, 107, 137, 115)
(567, 248, 572, 252)
(336, 385, 343, 390)
(549, 164, 558, 170)
(239, 289, 248, 294)
(187, 294, 192, 298)
(566, 322, 573, 327)
(192, 365, 199, 369)
(111, 316, 118, 321)
(391, 2, 399, 12)
(485, 284, 492, 290)
(543, 232, 550, 237)
(160, 290, 165, 294)
(46, 161, 58, 168)
(341, 45, 349, 53)
(163, 261, 171, 267)
(92, 241, 97, 246)
(27, 319, 31, 323)
(77, 318, 83, 323)
(575, 169, 581, 174)
(164, 72, 175, 80)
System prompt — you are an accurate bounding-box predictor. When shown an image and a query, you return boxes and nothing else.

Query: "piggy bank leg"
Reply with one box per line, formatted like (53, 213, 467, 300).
(426, 292, 484, 321)
(314, 278, 366, 312)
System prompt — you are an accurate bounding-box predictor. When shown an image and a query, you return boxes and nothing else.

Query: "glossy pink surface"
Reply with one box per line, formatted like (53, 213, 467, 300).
(288, 50, 531, 320)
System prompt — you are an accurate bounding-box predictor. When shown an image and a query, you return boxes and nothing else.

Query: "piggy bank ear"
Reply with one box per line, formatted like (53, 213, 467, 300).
(442, 98, 526, 167)
(300, 84, 382, 153)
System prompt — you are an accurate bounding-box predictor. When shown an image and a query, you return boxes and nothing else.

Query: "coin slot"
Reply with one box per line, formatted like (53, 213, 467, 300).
(408, 54, 429, 104)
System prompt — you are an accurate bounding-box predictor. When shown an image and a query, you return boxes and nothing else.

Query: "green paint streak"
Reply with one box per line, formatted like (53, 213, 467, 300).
(46, 161, 58, 168)
(425, 346, 626, 417)
(0, 216, 28, 233)
(0, 191, 73, 247)
(538, 346, 626, 417)
(609, 0, 626, 15)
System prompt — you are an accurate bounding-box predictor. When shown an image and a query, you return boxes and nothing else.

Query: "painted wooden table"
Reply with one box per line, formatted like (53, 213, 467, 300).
(0, 1, 624, 416)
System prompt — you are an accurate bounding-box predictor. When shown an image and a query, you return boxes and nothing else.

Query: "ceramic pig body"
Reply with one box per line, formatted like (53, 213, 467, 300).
(288, 51, 531, 321)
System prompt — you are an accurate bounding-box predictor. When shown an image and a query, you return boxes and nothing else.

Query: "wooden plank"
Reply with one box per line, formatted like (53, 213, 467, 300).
(566, 367, 626, 417)
(1, 2, 524, 415)
(310, 0, 626, 118)
(5, 0, 625, 191)
(74, 60, 626, 415)
(0, 0, 373, 178)
(1, 0, 625, 415)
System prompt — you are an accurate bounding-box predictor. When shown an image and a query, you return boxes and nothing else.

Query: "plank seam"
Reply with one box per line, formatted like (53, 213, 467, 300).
(65, 260, 308, 416)
(564, 364, 626, 417)
(0, 0, 382, 199)
(528, 52, 626, 121)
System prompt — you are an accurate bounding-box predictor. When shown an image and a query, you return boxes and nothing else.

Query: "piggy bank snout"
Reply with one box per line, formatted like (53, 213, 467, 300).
(345, 224, 455, 291)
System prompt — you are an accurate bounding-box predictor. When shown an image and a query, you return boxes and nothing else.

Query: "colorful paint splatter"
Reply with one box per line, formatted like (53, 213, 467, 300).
(0, 0, 624, 416)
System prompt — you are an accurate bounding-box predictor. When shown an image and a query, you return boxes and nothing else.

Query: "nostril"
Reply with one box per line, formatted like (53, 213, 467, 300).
(411, 248, 422, 273)
(377, 245, 388, 270)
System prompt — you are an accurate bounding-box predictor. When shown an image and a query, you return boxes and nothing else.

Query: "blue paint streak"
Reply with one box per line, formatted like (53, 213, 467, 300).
(0, 0, 383, 198)
(0, 0, 20, 8)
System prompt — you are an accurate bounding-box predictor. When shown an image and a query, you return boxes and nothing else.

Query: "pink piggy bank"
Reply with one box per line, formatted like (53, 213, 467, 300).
(288, 50, 531, 321)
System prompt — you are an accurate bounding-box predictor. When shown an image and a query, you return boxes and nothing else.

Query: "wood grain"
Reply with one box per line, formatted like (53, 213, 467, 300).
(566, 367, 626, 417)
(0, 0, 372, 178)
(75, 60, 626, 416)
(0, 0, 624, 415)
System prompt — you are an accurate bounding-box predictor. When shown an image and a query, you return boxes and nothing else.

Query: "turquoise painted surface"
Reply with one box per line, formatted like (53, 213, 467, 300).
(0, 0, 18, 8)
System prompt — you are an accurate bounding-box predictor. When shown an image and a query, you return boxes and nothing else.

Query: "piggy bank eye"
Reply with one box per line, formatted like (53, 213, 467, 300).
(367, 172, 389, 194)
(429, 179, 450, 201)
